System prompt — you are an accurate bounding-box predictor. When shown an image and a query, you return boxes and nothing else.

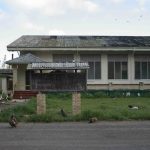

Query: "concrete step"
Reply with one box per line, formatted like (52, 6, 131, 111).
(13, 91, 38, 99)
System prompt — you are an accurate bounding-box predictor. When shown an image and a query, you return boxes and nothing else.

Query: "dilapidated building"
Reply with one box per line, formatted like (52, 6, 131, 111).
(6, 35, 150, 97)
(0, 69, 12, 93)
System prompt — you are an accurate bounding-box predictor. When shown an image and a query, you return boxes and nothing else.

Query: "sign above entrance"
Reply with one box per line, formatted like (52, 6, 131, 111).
(28, 62, 89, 70)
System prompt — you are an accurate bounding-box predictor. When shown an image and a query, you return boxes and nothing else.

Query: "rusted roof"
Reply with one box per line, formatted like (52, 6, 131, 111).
(0, 69, 12, 74)
(5, 53, 46, 65)
(27, 62, 89, 70)
(7, 35, 150, 49)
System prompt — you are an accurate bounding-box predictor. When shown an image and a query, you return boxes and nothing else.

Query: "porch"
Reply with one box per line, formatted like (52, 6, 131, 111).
(6, 53, 89, 98)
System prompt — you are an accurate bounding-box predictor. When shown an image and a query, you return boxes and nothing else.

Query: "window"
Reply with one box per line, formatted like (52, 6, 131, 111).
(115, 62, 121, 79)
(135, 61, 150, 79)
(135, 62, 140, 79)
(122, 62, 128, 79)
(95, 62, 101, 79)
(135, 55, 150, 79)
(148, 62, 150, 79)
(108, 55, 128, 79)
(88, 62, 94, 79)
(80, 55, 101, 79)
(108, 62, 128, 79)
(108, 62, 114, 79)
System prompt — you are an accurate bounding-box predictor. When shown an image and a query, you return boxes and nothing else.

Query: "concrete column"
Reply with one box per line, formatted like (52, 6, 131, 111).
(72, 92, 81, 115)
(101, 54, 108, 84)
(2, 78, 7, 93)
(37, 93, 46, 114)
(17, 65, 27, 90)
(12, 65, 18, 91)
(128, 53, 134, 83)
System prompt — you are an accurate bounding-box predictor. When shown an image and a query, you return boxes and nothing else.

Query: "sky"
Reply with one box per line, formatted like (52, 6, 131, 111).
(0, 0, 150, 64)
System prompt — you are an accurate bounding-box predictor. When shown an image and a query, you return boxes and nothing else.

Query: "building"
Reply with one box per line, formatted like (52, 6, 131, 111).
(0, 69, 12, 93)
(6, 35, 150, 95)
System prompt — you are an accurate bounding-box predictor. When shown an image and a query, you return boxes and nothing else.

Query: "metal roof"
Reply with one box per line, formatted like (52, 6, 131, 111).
(5, 53, 46, 65)
(0, 69, 12, 74)
(7, 35, 150, 50)
(27, 62, 89, 70)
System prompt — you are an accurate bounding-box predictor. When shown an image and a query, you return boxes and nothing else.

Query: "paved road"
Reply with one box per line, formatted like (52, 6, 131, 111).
(0, 121, 150, 150)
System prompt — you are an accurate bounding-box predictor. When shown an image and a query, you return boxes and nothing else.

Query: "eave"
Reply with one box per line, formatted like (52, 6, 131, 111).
(7, 47, 150, 52)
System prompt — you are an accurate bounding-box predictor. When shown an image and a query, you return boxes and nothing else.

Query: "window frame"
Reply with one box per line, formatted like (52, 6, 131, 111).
(135, 61, 150, 79)
(108, 61, 128, 80)
(80, 55, 101, 80)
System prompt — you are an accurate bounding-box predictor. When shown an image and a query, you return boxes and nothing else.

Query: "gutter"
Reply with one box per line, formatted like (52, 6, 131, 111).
(7, 47, 150, 52)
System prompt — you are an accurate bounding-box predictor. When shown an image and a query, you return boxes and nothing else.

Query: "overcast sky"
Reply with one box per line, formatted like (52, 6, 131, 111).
(0, 0, 150, 63)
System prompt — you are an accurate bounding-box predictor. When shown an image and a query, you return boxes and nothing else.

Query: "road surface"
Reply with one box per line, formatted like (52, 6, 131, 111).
(0, 121, 150, 150)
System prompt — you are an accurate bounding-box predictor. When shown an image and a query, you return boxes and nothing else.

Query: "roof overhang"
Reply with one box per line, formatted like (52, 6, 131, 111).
(27, 62, 89, 70)
(7, 47, 150, 52)
(5, 53, 46, 65)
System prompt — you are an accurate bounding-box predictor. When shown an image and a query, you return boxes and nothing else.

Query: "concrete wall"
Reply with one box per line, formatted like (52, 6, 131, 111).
(32, 51, 52, 62)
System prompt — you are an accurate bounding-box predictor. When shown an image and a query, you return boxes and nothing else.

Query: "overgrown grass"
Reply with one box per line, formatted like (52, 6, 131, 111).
(0, 93, 150, 122)
(0, 99, 36, 122)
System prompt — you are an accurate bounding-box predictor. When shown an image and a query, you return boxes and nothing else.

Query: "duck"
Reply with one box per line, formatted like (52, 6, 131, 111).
(9, 114, 18, 128)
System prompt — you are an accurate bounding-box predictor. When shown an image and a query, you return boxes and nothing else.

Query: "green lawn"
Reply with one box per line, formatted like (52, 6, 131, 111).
(0, 94, 150, 122)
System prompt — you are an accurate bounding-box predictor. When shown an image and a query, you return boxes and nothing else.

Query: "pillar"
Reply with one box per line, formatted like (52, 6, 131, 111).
(72, 92, 81, 115)
(101, 54, 108, 84)
(37, 93, 46, 114)
(2, 77, 7, 93)
(128, 52, 134, 84)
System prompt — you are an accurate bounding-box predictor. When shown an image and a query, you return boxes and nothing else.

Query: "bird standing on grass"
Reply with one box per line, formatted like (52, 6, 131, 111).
(60, 108, 67, 117)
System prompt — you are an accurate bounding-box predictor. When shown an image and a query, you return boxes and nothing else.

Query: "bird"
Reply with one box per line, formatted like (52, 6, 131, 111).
(128, 105, 139, 110)
(89, 117, 98, 123)
(60, 108, 67, 117)
(9, 114, 18, 128)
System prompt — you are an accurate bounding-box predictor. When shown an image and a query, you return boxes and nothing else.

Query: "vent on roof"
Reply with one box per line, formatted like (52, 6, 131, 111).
(79, 36, 87, 40)
(41, 36, 57, 40)
(50, 36, 57, 40)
